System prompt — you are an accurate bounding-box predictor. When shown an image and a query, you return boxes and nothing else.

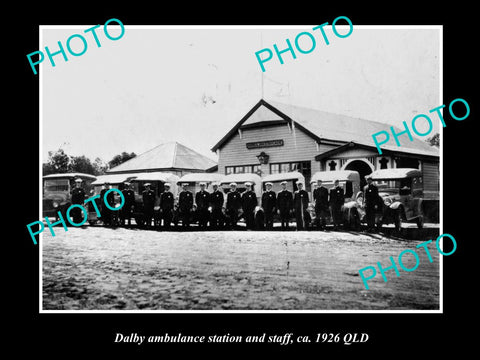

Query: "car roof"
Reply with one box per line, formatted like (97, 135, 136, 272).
(370, 168, 422, 180)
(261, 171, 305, 183)
(177, 173, 224, 184)
(132, 171, 180, 183)
(43, 173, 97, 180)
(311, 170, 360, 182)
(219, 173, 262, 185)
(91, 173, 137, 185)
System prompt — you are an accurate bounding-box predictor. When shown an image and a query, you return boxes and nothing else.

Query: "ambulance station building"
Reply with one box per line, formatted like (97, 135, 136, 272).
(211, 99, 440, 202)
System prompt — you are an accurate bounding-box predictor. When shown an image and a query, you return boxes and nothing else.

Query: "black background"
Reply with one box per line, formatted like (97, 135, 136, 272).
(11, 2, 476, 356)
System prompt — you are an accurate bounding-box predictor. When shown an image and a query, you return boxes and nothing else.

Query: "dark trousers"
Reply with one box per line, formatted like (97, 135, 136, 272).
(366, 205, 376, 229)
(144, 207, 154, 227)
(279, 209, 290, 229)
(331, 205, 343, 227)
(210, 209, 223, 229)
(264, 210, 274, 230)
(227, 208, 238, 229)
(70, 203, 84, 224)
(179, 209, 190, 227)
(295, 207, 307, 230)
(160, 210, 173, 229)
(120, 203, 133, 226)
(197, 208, 209, 228)
(101, 206, 112, 226)
(315, 205, 328, 229)
(244, 210, 255, 230)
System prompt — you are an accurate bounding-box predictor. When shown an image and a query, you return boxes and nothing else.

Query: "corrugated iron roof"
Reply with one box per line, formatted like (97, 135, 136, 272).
(211, 99, 439, 157)
(268, 100, 439, 157)
(108, 141, 217, 173)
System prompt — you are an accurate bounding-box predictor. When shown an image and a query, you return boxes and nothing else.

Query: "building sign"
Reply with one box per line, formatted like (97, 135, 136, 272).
(246, 139, 284, 149)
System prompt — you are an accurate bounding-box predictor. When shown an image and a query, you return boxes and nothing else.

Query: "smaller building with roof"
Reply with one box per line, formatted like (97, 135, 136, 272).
(107, 141, 218, 177)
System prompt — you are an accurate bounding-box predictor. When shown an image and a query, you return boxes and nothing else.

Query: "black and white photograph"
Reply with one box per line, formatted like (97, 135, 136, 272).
(39, 25, 441, 311)
(13, 4, 477, 355)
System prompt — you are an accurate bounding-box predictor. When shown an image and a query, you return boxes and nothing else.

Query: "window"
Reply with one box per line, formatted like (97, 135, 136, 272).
(44, 179, 70, 192)
(281, 163, 290, 173)
(226, 165, 260, 174)
(270, 164, 280, 174)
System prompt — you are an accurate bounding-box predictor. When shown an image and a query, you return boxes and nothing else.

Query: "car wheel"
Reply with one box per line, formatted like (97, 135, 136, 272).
(88, 220, 96, 226)
(416, 216, 424, 229)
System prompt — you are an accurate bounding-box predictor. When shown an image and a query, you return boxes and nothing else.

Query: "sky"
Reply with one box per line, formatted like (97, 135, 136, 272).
(41, 25, 441, 164)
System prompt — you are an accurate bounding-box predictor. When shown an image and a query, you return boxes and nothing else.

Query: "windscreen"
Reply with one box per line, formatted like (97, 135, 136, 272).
(44, 179, 69, 192)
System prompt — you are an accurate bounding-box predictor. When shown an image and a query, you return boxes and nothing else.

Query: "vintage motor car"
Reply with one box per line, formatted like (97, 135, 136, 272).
(88, 173, 137, 225)
(43, 173, 97, 220)
(219, 173, 262, 227)
(258, 171, 306, 228)
(367, 168, 425, 231)
(310, 170, 361, 229)
(129, 172, 180, 226)
(176, 173, 225, 226)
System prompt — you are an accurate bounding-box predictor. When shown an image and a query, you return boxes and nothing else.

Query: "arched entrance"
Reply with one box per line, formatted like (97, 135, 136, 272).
(344, 160, 373, 189)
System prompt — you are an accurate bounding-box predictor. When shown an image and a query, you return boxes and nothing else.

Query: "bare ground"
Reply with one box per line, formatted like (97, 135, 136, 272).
(42, 226, 440, 310)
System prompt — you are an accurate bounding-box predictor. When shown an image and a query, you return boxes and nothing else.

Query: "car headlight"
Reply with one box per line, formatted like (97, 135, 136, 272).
(53, 201, 59, 208)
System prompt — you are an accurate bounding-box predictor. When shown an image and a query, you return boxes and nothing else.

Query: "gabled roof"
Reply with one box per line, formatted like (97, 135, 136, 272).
(314, 141, 438, 161)
(211, 99, 439, 158)
(108, 141, 217, 173)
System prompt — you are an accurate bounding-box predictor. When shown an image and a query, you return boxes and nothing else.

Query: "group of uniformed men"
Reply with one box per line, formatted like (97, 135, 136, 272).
(140, 181, 224, 230)
(69, 174, 381, 231)
(71, 178, 125, 226)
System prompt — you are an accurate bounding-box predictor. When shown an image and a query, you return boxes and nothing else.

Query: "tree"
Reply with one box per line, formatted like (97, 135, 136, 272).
(42, 148, 109, 176)
(108, 152, 136, 169)
(43, 148, 71, 175)
(93, 157, 109, 175)
(426, 133, 440, 147)
(70, 155, 96, 175)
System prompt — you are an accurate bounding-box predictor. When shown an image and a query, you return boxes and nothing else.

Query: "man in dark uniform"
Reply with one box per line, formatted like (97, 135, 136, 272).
(70, 178, 86, 224)
(329, 180, 345, 230)
(313, 179, 330, 230)
(120, 181, 135, 227)
(261, 182, 277, 230)
(241, 182, 257, 230)
(277, 181, 293, 230)
(294, 181, 309, 231)
(364, 175, 379, 232)
(195, 182, 210, 229)
(209, 182, 224, 229)
(100, 182, 113, 226)
(160, 183, 175, 229)
(178, 183, 193, 228)
(142, 183, 155, 228)
(226, 182, 242, 229)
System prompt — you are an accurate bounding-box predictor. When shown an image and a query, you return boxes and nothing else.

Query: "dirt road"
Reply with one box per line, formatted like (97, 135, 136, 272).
(42, 227, 440, 310)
